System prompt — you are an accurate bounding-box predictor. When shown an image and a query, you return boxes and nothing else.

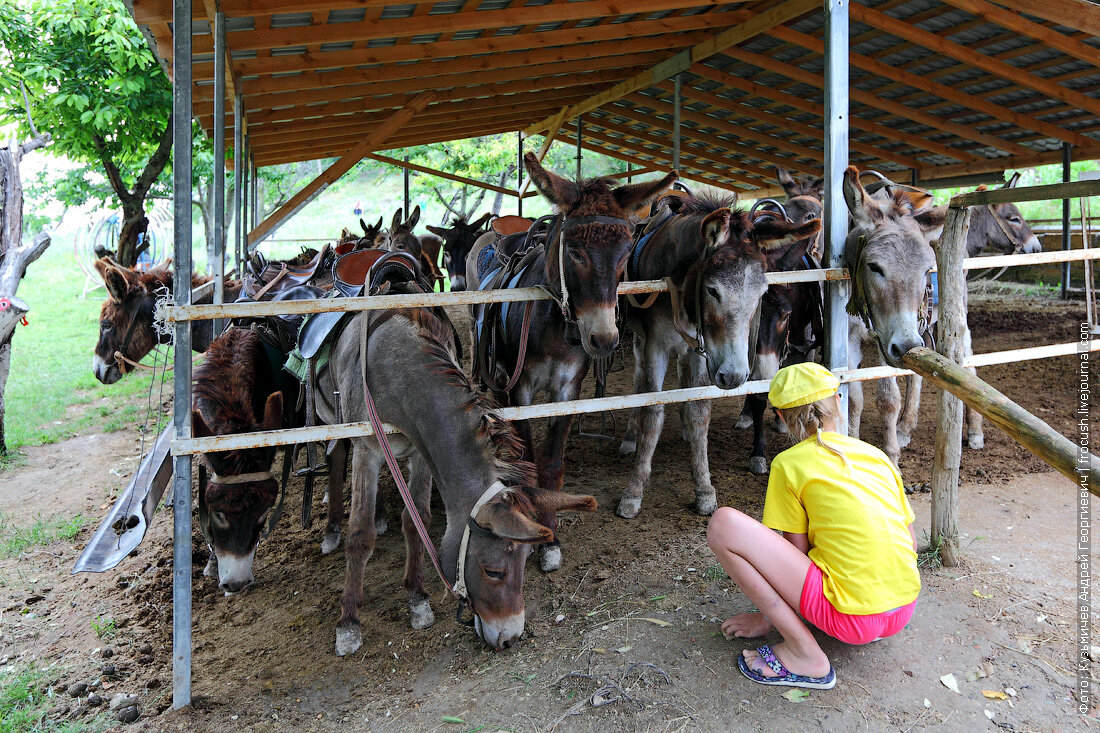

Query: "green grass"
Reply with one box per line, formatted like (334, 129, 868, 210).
(0, 665, 95, 733)
(89, 616, 115, 640)
(0, 512, 88, 559)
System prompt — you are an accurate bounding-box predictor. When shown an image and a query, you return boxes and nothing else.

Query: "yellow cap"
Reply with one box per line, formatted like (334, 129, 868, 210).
(768, 362, 840, 409)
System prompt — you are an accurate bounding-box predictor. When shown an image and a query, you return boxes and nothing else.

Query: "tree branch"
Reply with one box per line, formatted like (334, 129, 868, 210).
(91, 134, 131, 204)
(432, 186, 465, 219)
(0, 231, 51, 296)
(17, 133, 50, 156)
(19, 82, 37, 139)
(131, 114, 173, 203)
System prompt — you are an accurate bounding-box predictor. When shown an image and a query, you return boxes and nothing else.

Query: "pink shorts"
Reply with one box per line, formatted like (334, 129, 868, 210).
(799, 562, 916, 645)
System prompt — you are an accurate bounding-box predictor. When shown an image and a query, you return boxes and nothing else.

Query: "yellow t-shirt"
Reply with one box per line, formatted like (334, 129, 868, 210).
(763, 432, 920, 615)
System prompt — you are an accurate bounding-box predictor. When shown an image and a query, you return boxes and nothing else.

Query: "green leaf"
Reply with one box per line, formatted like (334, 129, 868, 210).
(782, 689, 811, 703)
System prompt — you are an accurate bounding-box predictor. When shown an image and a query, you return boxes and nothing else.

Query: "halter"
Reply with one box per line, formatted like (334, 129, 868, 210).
(208, 470, 275, 485)
(548, 214, 632, 322)
(111, 283, 168, 372)
(847, 233, 936, 341)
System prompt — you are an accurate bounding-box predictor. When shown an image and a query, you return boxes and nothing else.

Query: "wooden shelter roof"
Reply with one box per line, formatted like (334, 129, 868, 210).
(131, 0, 1100, 196)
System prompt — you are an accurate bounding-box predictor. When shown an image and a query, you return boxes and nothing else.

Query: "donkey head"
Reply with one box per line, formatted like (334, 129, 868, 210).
(92, 258, 167, 384)
(193, 391, 283, 594)
(687, 209, 822, 389)
(427, 212, 492, 291)
(357, 216, 385, 249)
(525, 152, 677, 358)
(776, 167, 825, 200)
(385, 206, 422, 258)
(843, 166, 943, 367)
(455, 487, 596, 650)
(966, 175, 1041, 256)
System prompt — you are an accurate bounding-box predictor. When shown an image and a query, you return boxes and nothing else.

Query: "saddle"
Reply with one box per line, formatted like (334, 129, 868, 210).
(491, 215, 533, 237)
(243, 244, 333, 300)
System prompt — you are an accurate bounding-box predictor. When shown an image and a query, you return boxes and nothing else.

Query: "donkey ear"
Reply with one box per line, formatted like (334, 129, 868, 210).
(701, 208, 732, 250)
(472, 212, 493, 230)
(754, 217, 823, 252)
(524, 152, 581, 210)
(613, 170, 678, 213)
(811, 177, 825, 197)
(474, 497, 554, 544)
(192, 409, 213, 439)
(896, 189, 933, 212)
(426, 225, 446, 237)
(843, 166, 881, 226)
(768, 228, 816, 271)
(912, 206, 947, 238)
(359, 218, 369, 234)
(261, 392, 283, 432)
(775, 167, 795, 192)
(102, 266, 132, 302)
(391, 207, 404, 231)
(405, 205, 420, 231)
(1005, 171, 1021, 189)
(373, 216, 383, 232)
(531, 490, 597, 515)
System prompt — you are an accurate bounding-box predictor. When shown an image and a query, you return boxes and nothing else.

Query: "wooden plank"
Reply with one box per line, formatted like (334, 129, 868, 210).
(941, 0, 1100, 68)
(770, 25, 1097, 149)
(523, 0, 819, 136)
(364, 153, 520, 197)
(191, 0, 741, 55)
(849, 4, 1100, 119)
(247, 91, 435, 247)
(913, 144, 1100, 180)
(992, 0, 1100, 40)
(950, 179, 1100, 207)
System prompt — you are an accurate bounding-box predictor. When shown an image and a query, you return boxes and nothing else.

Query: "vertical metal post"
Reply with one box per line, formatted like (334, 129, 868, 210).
(823, 0, 850, 432)
(251, 156, 259, 228)
(404, 156, 411, 217)
(909, 168, 918, 187)
(576, 115, 583, 181)
(232, 95, 242, 275)
(241, 135, 250, 256)
(517, 131, 524, 217)
(672, 74, 682, 172)
(212, 12, 226, 335)
(1063, 142, 1073, 299)
(171, 0, 193, 710)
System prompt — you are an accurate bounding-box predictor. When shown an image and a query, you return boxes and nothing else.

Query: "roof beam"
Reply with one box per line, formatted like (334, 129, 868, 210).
(248, 91, 435, 246)
(992, 0, 1100, 39)
(523, 0, 818, 136)
(939, 0, 1100, 68)
(192, 1, 743, 55)
(848, 4, 1100, 120)
(364, 153, 521, 198)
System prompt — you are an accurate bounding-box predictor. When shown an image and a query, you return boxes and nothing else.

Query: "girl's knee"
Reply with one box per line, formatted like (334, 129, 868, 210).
(707, 506, 749, 548)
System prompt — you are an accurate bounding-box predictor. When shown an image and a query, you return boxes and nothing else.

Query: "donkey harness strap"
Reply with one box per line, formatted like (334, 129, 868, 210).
(452, 481, 510, 601)
(209, 470, 276, 485)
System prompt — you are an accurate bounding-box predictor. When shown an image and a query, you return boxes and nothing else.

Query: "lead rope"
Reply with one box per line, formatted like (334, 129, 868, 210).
(556, 225, 570, 320)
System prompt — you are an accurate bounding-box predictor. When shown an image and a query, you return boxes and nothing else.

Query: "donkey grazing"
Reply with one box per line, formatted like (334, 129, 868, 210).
(192, 328, 290, 594)
(473, 153, 676, 569)
(618, 200, 821, 517)
(92, 258, 239, 384)
(315, 284, 596, 654)
(425, 213, 493, 291)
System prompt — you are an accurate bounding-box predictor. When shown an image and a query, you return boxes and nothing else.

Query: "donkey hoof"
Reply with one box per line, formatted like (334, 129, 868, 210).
(897, 431, 912, 449)
(322, 491, 330, 505)
(681, 428, 691, 444)
(335, 626, 362, 657)
(694, 493, 718, 516)
(375, 515, 388, 536)
(409, 599, 435, 631)
(968, 433, 985, 450)
(321, 531, 341, 555)
(616, 496, 642, 519)
(202, 556, 217, 578)
(618, 438, 637, 455)
(749, 456, 768, 475)
(734, 414, 753, 430)
(539, 545, 563, 573)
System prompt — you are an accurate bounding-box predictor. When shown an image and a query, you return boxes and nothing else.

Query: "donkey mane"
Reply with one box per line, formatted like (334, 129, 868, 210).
(193, 329, 262, 437)
(127, 269, 211, 296)
(679, 192, 739, 215)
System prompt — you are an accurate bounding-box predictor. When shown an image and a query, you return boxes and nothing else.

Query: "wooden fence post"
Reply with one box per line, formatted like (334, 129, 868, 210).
(931, 205, 971, 567)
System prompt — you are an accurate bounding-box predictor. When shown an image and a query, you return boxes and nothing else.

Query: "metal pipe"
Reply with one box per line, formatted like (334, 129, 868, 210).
(672, 74, 682, 172)
(823, 0, 850, 433)
(212, 12, 226, 334)
(575, 115, 583, 181)
(403, 155, 410, 217)
(251, 155, 259, 228)
(170, 0, 193, 709)
(241, 134, 249, 258)
(232, 94, 242, 275)
(517, 131, 523, 217)
(1063, 142, 1073, 299)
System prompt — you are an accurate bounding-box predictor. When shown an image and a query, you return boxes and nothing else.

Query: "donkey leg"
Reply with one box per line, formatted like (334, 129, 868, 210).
(897, 374, 923, 449)
(403, 453, 435, 631)
(847, 339, 865, 439)
(335, 445, 380, 657)
(620, 334, 643, 455)
(677, 354, 692, 443)
(535, 413, 575, 572)
(963, 326, 985, 449)
(748, 394, 770, 475)
(322, 441, 347, 555)
(876, 376, 903, 467)
(618, 346, 670, 519)
(684, 353, 717, 515)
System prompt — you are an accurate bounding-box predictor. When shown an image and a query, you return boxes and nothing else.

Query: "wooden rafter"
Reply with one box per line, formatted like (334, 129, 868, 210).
(939, 0, 1099, 68)
(992, 0, 1100, 40)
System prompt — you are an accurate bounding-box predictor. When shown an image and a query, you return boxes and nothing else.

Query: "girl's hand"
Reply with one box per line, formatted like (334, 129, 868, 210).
(720, 612, 773, 639)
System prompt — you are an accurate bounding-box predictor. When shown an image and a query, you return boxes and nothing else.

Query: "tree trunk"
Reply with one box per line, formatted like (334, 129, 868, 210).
(489, 166, 514, 216)
(115, 199, 149, 267)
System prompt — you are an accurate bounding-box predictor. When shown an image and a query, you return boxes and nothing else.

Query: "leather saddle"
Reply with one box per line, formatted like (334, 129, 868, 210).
(243, 244, 333, 300)
(491, 215, 533, 237)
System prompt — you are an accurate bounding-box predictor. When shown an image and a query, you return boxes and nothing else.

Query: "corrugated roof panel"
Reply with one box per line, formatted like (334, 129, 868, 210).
(269, 13, 313, 29)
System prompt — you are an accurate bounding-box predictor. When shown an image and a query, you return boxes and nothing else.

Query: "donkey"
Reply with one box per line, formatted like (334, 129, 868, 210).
(617, 201, 821, 517)
(92, 258, 239, 384)
(315, 286, 596, 654)
(475, 153, 676, 569)
(965, 174, 1042, 257)
(776, 167, 824, 201)
(381, 206, 422, 257)
(425, 213, 493, 291)
(191, 328, 294, 594)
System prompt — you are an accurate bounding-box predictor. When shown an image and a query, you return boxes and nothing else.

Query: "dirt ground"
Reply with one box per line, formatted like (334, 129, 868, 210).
(1, 292, 1095, 732)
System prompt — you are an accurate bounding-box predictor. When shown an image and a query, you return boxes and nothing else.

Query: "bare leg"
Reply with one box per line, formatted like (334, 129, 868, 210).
(403, 452, 435, 630)
(707, 508, 830, 678)
(684, 352, 717, 515)
(618, 342, 671, 519)
(335, 444, 380, 657)
(536, 413, 575, 571)
(322, 441, 347, 555)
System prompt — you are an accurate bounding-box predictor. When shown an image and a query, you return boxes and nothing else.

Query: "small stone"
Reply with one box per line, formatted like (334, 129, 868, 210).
(54, 704, 70, 717)
(100, 647, 115, 659)
(137, 643, 153, 656)
(110, 693, 139, 711)
(69, 682, 89, 698)
(137, 655, 155, 665)
(117, 705, 140, 724)
(101, 664, 119, 679)
(87, 694, 105, 707)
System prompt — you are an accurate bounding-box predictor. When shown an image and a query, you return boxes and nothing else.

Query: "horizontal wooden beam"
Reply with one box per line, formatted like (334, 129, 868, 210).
(524, 0, 818, 136)
(940, 0, 1100, 68)
(364, 154, 520, 197)
(991, 0, 1100, 41)
(949, 179, 1100, 208)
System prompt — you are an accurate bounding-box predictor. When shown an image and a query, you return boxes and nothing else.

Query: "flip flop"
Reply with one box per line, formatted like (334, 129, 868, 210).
(737, 644, 837, 690)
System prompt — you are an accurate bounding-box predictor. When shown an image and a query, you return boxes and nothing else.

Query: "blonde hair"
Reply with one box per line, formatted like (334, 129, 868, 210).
(777, 396, 850, 471)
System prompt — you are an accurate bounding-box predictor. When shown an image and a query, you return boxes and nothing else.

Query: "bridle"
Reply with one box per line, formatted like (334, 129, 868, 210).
(110, 284, 168, 372)
(847, 232, 936, 342)
(547, 214, 633, 323)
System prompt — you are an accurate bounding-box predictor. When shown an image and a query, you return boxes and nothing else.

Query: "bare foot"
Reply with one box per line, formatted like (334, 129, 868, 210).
(721, 612, 773, 639)
(742, 642, 831, 679)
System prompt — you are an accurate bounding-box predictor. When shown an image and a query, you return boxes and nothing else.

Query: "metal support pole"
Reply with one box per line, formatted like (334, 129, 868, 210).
(910, 168, 918, 187)
(1063, 142, 1073, 299)
(251, 156, 259, 228)
(672, 74, 682, 172)
(241, 135, 250, 258)
(517, 131, 524, 217)
(232, 95, 242, 276)
(171, 0, 194, 709)
(823, 0, 850, 432)
(404, 156, 411, 217)
(212, 12, 226, 335)
(575, 116, 583, 181)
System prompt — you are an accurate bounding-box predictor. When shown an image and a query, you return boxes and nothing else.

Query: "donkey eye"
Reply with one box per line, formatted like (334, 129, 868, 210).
(484, 568, 506, 581)
(212, 511, 230, 530)
(867, 262, 885, 276)
(706, 286, 720, 301)
(568, 248, 585, 263)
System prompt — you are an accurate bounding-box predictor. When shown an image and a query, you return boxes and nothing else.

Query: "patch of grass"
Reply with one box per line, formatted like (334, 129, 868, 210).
(0, 512, 88, 559)
(89, 616, 115, 640)
(918, 532, 943, 569)
(0, 665, 92, 733)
